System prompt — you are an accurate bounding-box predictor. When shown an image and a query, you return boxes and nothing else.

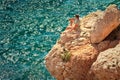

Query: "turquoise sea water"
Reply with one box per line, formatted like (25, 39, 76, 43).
(0, 0, 120, 80)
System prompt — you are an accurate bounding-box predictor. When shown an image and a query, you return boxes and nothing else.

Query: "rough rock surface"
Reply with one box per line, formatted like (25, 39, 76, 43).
(82, 4, 120, 43)
(45, 4, 120, 80)
(90, 4, 120, 43)
(90, 43, 120, 80)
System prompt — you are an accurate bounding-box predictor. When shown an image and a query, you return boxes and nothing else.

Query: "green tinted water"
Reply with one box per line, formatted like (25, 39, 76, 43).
(0, 0, 120, 80)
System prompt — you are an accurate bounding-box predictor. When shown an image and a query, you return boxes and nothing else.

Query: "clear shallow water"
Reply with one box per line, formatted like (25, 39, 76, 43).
(0, 0, 120, 80)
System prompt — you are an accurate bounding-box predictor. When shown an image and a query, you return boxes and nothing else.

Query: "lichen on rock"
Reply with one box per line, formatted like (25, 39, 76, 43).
(60, 48, 71, 62)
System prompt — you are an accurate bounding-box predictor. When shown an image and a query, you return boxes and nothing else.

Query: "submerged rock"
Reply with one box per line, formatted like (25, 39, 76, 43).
(45, 4, 120, 80)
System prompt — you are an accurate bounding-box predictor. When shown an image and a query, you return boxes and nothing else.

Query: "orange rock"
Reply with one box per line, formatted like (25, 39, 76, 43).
(45, 4, 120, 80)
(90, 43, 120, 80)
(90, 4, 120, 43)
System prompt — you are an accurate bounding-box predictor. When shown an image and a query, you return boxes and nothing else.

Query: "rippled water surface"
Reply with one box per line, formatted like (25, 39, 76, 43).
(0, 0, 120, 80)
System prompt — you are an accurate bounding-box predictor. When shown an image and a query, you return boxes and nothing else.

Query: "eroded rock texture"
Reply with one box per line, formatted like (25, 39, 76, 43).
(90, 43, 120, 80)
(45, 4, 120, 80)
(90, 5, 120, 43)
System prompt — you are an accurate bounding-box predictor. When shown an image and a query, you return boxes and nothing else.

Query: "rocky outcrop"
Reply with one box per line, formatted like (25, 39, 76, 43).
(45, 4, 120, 80)
(90, 4, 120, 43)
(90, 43, 120, 80)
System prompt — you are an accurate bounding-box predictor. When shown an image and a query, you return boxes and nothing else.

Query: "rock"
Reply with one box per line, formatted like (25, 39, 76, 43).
(59, 31, 80, 45)
(63, 44, 98, 80)
(46, 43, 99, 80)
(45, 44, 65, 80)
(90, 4, 120, 43)
(45, 4, 120, 80)
(90, 43, 120, 80)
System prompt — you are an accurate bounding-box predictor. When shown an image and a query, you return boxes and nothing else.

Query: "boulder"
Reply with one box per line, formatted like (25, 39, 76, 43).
(90, 4, 120, 43)
(90, 43, 120, 80)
